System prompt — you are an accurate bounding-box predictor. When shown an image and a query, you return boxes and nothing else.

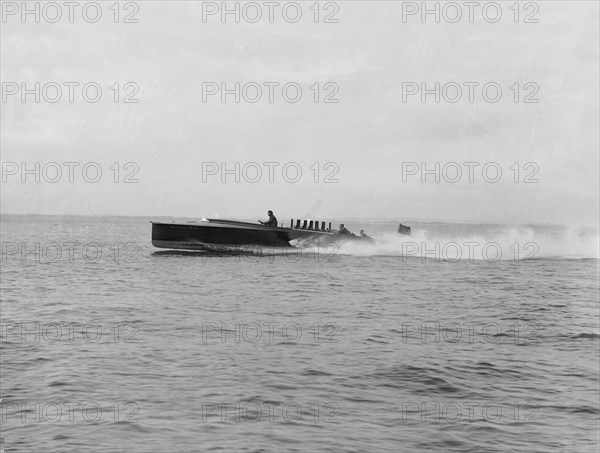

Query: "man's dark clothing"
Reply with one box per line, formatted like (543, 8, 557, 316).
(264, 214, 278, 227)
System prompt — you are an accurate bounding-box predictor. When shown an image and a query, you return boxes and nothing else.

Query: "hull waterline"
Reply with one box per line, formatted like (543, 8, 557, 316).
(151, 218, 410, 251)
(151, 219, 338, 251)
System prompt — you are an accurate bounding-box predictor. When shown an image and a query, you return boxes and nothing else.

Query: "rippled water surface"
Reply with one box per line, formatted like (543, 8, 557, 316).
(1, 215, 599, 452)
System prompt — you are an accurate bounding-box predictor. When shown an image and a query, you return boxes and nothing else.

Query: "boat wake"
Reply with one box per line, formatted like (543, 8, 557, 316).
(336, 225, 599, 261)
(150, 224, 598, 261)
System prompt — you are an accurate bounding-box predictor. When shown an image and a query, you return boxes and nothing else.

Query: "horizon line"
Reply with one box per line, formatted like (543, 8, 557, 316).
(0, 212, 595, 228)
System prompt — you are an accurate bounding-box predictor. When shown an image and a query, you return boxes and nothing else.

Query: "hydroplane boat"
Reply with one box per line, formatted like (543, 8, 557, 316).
(150, 218, 410, 251)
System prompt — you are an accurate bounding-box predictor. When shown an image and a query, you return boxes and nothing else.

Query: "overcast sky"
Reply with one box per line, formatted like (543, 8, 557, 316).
(1, 1, 598, 224)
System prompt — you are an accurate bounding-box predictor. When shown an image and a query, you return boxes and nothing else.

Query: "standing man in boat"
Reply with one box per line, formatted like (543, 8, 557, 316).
(259, 210, 278, 227)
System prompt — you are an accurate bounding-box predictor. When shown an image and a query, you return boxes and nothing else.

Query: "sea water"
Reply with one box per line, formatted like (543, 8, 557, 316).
(1, 215, 598, 452)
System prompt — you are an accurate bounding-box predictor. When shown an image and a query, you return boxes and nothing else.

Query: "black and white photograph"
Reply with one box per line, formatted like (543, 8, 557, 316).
(1, 1, 599, 451)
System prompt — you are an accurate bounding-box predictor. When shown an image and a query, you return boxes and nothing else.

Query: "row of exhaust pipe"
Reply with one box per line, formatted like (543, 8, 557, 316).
(290, 219, 332, 231)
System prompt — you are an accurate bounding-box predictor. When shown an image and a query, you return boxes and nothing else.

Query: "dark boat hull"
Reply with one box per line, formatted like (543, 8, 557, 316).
(151, 220, 337, 251)
(151, 219, 410, 251)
